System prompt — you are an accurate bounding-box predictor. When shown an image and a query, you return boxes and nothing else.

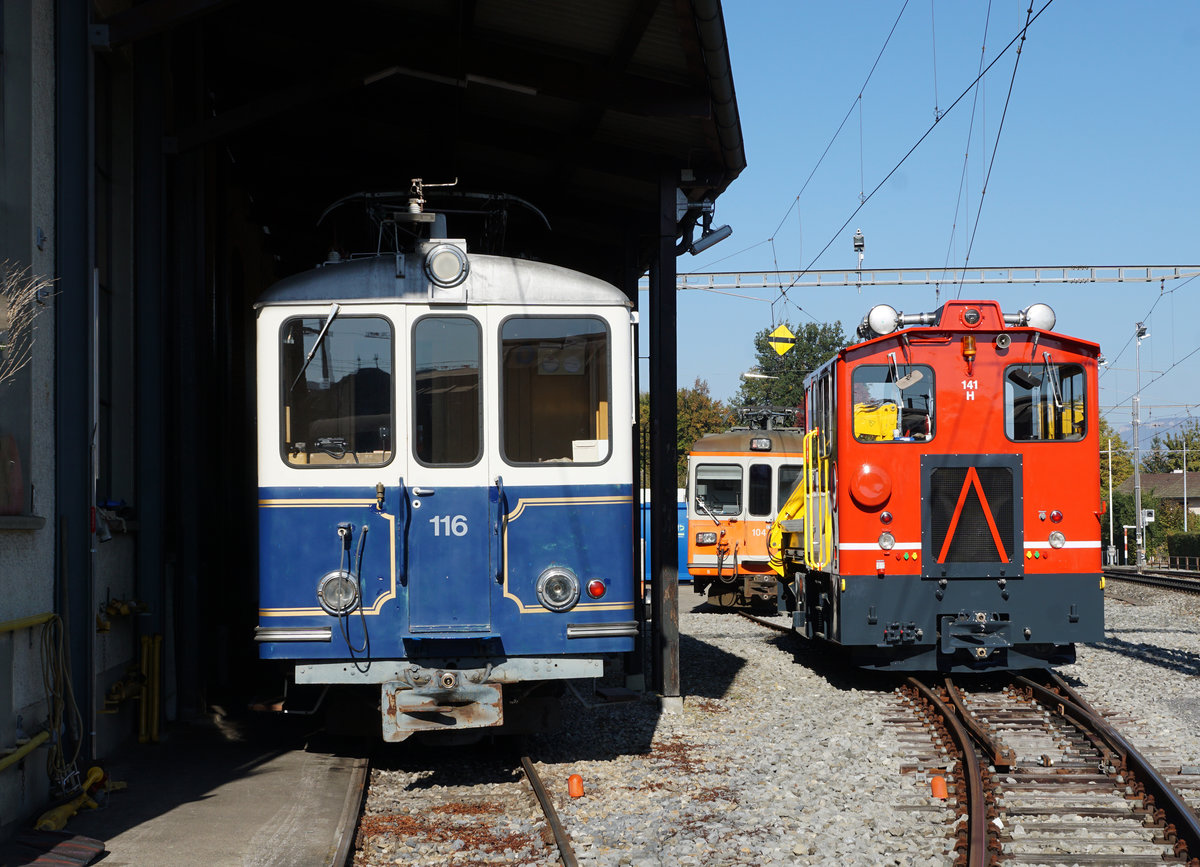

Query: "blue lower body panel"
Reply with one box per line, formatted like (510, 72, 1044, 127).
(256, 483, 637, 664)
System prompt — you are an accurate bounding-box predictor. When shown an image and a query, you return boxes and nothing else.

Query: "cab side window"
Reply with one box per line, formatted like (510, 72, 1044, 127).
(694, 464, 742, 516)
(1005, 363, 1086, 442)
(501, 317, 610, 464)
(778, 464, 803, 511)
(748, 464, 772, 516)
(280, 316, 393, 466)
(850, 364, 935, 443)
(413, 316, 481, 465)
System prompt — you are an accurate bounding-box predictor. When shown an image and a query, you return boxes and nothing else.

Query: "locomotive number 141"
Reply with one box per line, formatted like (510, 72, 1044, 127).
(962, 379, 979, 401)
(430, 515, 469, 536)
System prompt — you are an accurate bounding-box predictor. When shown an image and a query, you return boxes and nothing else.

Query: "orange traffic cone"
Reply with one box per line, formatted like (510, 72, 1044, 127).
(568, 774, 584, 798)
(930, 775, 948, 799)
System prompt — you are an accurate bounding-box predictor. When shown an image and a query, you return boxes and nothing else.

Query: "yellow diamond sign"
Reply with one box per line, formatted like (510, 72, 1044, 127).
(768, 324, 795, 356)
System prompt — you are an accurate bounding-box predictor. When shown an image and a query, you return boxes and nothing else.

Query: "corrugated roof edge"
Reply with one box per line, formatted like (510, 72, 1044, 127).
(694, 0, 746, 188)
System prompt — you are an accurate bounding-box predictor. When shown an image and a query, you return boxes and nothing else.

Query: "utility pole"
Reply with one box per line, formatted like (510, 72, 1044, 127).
(1107, 438, 1115, 565)
(1133, 322, 1148, 570)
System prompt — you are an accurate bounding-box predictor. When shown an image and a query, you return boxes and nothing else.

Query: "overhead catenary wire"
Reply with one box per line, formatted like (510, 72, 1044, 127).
(772, 0, 1058, 308)
(858, 97, 866, 205)
(954, 0, 1036, 299)
(1101, 341, 1200, 429)
(937, 0, 993, 305)
(1097, 276, 1194, 416)
(930, 0, 940, 121)
(769, 0, 911, 231)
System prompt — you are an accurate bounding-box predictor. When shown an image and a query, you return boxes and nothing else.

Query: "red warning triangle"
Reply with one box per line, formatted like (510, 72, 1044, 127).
(936, 466, 1008, 563)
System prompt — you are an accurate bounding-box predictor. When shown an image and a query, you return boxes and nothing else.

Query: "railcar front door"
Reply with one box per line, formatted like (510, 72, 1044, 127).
(404, 312, 493, 633)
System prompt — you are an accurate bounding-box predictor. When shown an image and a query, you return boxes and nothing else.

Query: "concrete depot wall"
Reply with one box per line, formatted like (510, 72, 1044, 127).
(0, 0, 143, 839)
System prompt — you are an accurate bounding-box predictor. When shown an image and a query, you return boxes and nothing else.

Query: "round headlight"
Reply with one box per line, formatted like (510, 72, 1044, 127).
(878, 531, 896, 551)
(425, 244, 469, 287)
(1048, 531, 1066, 549)
(866, 304, 899, 336)
(536, 566, 580, 612)
(317, 570, 360, 615)
(1023, 303, 1056, 331)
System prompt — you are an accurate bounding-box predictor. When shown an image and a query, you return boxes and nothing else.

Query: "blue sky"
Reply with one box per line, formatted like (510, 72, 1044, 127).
(643, 0, 1200, 451)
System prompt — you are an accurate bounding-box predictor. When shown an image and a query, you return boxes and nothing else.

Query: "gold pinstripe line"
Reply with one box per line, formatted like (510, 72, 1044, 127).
(258, 503, 396, 617)
(258, 494, 636, 618)
(502, 495, 635, 613)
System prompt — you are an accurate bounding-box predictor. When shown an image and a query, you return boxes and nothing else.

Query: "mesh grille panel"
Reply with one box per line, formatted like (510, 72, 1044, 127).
(930, 466, 1014, 562)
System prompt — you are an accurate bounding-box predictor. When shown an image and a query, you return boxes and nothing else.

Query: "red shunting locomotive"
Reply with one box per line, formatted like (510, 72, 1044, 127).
(772, 299, 1105, 671)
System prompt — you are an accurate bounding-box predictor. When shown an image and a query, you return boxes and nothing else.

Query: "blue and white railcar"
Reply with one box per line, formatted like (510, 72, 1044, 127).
(253, 233, 638, 741)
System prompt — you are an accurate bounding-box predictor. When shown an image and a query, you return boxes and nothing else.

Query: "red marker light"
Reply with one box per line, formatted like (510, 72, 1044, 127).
(586, 579, 606, 599)
(880, 511, 893, 525)
(1049, 510, 1063, 523)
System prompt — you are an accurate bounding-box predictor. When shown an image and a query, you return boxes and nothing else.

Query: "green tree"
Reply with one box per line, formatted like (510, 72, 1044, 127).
(1142, 418, 1200, 473)
(1110, 489, 1184, 562)
(638, 378, 734, 489)
(733, 320, 847, 410)
(1098, 416, 1133, 505)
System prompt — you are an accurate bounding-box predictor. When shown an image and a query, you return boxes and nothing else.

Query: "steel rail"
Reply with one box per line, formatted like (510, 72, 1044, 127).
(735, 610, 793, 635)
(907, 677, 990, 867)
(942, 677, 1014, 772)
(520, 755, 579, 867)
(1016, 674, 1200, 862)
(1104, 569, 1200, 595)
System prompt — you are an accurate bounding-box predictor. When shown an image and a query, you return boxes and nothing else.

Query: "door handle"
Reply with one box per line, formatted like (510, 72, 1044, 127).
(396, 477, 407, 585)
(412, 487, 436, 496)
(492, 476, 507, 584)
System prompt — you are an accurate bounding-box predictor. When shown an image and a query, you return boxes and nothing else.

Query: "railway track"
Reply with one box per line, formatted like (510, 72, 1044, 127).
(734, 609, 793, 634)
(1105, 568, 1200, 595)
(351, 747, 577, 866)
(739, 599, 1200, 864)
(895, 673, 1200, 866)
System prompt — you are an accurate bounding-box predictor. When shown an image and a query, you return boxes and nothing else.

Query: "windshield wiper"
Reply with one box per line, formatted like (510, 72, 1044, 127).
(290, 302, 341, 391)
(696, 497, 722, 526)
(1042, 351, 1063, 409)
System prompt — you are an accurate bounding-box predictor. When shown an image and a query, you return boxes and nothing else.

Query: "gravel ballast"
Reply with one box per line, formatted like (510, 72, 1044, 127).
(357, 580, 1200, 866)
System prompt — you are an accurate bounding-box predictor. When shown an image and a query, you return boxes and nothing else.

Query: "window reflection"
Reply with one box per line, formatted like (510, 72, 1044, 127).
(851, 364, 935, 443)
(414, 317, 481, 465)
(281, 316, 393, 466)
(695, 465, 742, 516)
(501, 317, 610, 464)
(1005, 363, 1086, 441)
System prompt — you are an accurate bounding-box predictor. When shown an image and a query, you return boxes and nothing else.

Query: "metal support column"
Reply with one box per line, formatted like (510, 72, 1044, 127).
(623, 245, 645, 691)
(55, 0, 95, 761)
(133, 36, 167, 653)
(649, 167, 679, 704)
